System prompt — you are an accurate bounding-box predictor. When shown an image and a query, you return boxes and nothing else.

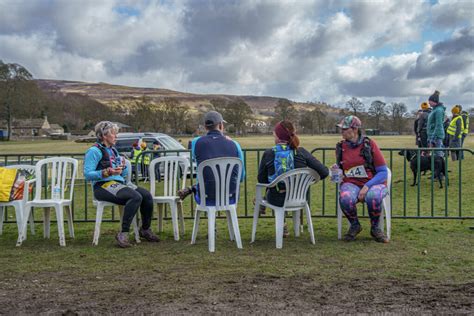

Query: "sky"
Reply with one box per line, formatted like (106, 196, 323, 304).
(0, 0, 473, 111)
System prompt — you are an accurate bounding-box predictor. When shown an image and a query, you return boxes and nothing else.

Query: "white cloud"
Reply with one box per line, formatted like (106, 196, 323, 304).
(0, 0, 472, 110)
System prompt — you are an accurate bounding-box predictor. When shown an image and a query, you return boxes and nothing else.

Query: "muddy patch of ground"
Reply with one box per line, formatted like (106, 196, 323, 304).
(0, 272, 472, 314)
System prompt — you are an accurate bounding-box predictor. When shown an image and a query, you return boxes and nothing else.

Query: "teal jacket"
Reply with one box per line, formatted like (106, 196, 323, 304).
(427, 103, 446, 141)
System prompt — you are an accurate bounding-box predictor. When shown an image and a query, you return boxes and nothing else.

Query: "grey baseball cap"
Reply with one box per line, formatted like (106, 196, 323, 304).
(204, 111, 227, 126)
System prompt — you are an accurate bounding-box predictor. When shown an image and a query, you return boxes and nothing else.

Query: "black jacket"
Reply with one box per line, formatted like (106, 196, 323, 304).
(257, 147, 329, 207)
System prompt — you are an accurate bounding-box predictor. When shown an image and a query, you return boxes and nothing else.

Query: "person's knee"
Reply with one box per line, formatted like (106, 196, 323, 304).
(339, 191, 357, 208)
(130, 190, 143, 204)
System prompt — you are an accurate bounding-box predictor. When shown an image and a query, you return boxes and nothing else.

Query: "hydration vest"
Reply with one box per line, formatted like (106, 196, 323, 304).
(336, 136, 375, 174)
(93, 143, 120, 171)
(268, 144, 295, 183)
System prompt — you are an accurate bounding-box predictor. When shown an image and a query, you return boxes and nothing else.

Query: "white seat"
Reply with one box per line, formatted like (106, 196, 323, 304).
(337, 168, 392, 240)
(149, 156, 189, 241)
(191, 157, 243, 252)
(17, 157, 78, 246)
(91, 159, 140, 246)
(251, 168, 321, 249)
(0, 165, 36, 239)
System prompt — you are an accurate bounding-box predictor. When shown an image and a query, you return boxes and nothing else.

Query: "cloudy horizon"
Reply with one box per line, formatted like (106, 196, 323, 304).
(0, 0, 473, 110)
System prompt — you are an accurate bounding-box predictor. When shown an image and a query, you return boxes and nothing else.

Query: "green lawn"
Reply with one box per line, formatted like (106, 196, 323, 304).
(0, 135, 473, 313)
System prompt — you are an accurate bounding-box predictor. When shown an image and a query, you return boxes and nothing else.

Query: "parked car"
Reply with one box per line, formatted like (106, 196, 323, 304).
(115, 132, 195, 177)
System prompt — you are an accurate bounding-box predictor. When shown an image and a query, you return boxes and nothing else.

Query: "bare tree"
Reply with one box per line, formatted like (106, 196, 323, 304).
(388, 102, 408, 134)
(0, 60, 33, 140)
(345, 97, 365, 116)
(368, 100, 387, 130)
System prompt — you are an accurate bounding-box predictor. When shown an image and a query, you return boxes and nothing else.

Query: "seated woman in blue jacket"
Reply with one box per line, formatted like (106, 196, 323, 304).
(84, 121, 160, 248)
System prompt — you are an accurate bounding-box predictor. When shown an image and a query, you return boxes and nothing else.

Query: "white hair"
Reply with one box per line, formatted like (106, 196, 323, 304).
(95, 121, 119, 140)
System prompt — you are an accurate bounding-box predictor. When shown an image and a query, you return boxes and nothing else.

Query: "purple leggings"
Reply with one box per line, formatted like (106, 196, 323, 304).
(339, 182, 388, 228)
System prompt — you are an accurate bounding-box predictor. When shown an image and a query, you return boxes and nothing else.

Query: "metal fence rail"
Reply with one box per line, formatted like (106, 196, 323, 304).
(1, 147, 473, 224)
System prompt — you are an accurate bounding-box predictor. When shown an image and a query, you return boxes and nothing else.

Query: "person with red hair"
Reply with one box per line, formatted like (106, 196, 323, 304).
(257, 120, 329, 236)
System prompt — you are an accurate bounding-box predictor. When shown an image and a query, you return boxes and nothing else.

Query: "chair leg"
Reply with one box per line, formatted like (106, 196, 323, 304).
(191, 209, 200, 244)
(157, 204, 164, 233)
(229, 205, 242, 249)
(55, 205, 66, 246)
(132, 215, 141, 243)
(251, 202, 260, 243)
(29, 209, 35, 235)
(17, 205, 32, 246)
(177, 202, 185, 236)
(305, 203, 315, 244)
(65, 205, 75, 238)
(275, 209, 285, 249)
(170, 202, 180, 241)
(293, 210, 301, 237)
(383, 198, 391, 240)
(0, 206, 5, 235)
(208, 209, 216, 252)
(44, 207, 51, 239)
(337, 201, 342, 240)
(93, 204, 104, 246)
(225, 210, 235, 241)
(13, 204, 23, 237)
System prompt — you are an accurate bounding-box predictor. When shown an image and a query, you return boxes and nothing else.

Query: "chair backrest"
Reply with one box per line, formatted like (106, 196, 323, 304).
(4, 164, 36, 175)
(34, 157, 78, 201)
(149, 156, 189, 197)
(90, 158, 132, 202)
(269, 168, 320, 208)
(3, 164, 36, 202)
(197, 157, 242, 209)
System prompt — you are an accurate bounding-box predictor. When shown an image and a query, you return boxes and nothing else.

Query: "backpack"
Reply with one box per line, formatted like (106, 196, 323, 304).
(336, 137, 375, 174)
(268, 144, 295, 183)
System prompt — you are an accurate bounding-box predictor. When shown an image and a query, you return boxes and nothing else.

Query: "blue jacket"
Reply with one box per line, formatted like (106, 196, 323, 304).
(84, 143, 129, 186)
(427, 103, 446, 141)
(191, 130, 245, 204)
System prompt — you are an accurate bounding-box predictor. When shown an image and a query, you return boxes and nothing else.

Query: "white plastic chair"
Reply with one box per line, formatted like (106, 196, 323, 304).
(337, 168, 392, 240)
(17, 157, 78, 246)
(91, 159, 141, 246)
(0, 165, 36, 239)
(149, 156, 189, 241)
(191, 157, 243, 252)
(251, 168, 321, 249)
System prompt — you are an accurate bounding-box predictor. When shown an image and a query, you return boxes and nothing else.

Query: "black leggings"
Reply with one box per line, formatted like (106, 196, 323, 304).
(94, 185, 154, 232)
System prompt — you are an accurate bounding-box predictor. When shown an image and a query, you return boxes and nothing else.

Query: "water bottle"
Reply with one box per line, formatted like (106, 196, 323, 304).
(52, 185, 61, 200)
(330, 165, 343, 184)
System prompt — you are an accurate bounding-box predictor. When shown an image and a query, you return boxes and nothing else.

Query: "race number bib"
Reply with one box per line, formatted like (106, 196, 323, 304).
(101, 181, 137, 196)
(345, 165, 368, 178)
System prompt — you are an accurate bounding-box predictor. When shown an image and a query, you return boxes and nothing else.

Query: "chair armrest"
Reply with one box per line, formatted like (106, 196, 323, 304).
(256, 183, 270, 188)
(23, 179, 35, 202)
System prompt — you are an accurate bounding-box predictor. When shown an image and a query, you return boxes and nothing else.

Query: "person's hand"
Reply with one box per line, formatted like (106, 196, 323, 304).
(225, 135, 232, 141)
(358, 185, 369, 202)
(110, 166, 123, 175)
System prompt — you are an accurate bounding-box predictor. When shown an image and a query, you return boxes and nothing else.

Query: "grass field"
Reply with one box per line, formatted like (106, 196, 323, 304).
(0, 135, 473, 313)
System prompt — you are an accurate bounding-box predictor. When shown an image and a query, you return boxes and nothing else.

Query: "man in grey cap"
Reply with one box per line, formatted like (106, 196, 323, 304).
(178, 110, 245, 204)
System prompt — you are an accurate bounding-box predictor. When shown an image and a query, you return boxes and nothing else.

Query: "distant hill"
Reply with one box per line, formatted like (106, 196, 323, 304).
(35, 79, 337, 117)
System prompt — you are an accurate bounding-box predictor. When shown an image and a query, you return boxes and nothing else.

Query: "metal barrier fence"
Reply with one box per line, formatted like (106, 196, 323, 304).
(1, 147, 473, 224)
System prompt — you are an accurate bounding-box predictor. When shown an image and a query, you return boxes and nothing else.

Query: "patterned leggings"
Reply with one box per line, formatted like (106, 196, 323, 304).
(339, 182, 388, 228)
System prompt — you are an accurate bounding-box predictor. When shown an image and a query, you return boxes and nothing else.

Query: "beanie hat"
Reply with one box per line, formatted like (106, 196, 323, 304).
(274, 121, 293, 143)
(428, 90, 440, 104)
(451, 106, 460, 115)
(420, 102, 429, 110)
